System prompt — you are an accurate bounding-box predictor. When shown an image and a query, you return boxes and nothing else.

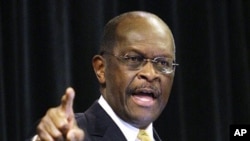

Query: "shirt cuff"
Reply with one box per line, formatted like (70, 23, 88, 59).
(31, 135, 40, 141)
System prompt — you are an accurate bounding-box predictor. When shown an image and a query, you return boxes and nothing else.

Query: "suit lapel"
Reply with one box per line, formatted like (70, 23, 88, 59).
(153, 128, 163, 141)
(83, 101, 127, 141)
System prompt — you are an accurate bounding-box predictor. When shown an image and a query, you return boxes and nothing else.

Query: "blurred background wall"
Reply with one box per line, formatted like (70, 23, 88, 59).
(0, 1, 249, 141)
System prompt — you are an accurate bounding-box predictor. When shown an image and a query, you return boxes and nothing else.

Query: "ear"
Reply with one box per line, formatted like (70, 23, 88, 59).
(92, 55, 106, 85)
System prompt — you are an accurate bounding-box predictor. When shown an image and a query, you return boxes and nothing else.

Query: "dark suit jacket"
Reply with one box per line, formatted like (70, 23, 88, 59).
(76, 101, 162, 141)
(26, 101, 163, 141)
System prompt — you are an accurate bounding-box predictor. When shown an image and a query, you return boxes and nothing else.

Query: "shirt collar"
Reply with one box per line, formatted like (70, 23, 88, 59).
(98, 95, 154, 141)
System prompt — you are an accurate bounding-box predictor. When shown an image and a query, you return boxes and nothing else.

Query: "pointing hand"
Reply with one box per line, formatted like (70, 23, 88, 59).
(36, 87, 84, 141)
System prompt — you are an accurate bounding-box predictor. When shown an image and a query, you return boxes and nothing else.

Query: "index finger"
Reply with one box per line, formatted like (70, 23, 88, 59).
(60, 87, 75, 115)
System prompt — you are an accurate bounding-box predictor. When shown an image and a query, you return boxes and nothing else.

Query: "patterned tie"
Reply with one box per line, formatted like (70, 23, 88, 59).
(137, 129, 151, 141)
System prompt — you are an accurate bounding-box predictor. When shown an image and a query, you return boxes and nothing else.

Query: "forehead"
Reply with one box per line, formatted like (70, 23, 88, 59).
(115, 42, 174, 59)
(114, 15, 175, 58)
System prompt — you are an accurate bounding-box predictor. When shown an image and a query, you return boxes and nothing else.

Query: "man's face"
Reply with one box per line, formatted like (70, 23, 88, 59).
(101, 17, 175, 128)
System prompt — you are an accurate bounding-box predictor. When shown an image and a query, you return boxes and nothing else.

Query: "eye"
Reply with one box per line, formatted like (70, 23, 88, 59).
(124, 55, 144, 64)
(161, 60, 170, 67)
(155, 58, 171, 67)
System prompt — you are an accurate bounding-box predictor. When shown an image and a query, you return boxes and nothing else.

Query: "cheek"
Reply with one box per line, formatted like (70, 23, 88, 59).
(105, 64, 134, 100)
(161, 77, 174, 102)
(105, 68, 136, 116)
(109, 71, 130, 89)
(107, 62, 135, 89)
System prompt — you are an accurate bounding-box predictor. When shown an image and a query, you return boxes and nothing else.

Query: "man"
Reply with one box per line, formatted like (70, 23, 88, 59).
(30, 11, 178, 141)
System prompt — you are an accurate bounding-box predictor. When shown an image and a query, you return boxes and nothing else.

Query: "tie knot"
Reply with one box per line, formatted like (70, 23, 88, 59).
(137, 130, 151, 141)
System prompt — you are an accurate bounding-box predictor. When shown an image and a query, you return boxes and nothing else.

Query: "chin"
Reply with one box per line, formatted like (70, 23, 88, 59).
(128, 113, 157, 128)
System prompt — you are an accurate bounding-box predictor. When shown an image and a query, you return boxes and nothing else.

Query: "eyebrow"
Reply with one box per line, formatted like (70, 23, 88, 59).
(121, 49, 174, 59)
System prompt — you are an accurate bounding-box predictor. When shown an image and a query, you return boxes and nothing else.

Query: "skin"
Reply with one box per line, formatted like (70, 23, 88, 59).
(93, 12, 175, 128)
(36, 11, 176, 140)
(36, 88, 84, 141)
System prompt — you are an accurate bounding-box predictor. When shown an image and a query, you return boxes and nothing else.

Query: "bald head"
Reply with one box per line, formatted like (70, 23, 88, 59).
(99, 11, 175, 55)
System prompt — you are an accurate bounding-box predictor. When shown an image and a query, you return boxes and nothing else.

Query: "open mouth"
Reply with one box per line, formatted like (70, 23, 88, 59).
(131, 88, 158, 107)
(132, 88, 158, 99)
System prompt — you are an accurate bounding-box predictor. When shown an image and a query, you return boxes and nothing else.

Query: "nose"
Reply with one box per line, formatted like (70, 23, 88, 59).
(137, 61, 160, 82)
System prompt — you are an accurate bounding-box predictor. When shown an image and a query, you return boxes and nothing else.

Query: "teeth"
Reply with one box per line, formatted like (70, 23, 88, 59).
(142, 90, 152, 94)
(133, 93, 154, 98)
(132, 88, 158, 98)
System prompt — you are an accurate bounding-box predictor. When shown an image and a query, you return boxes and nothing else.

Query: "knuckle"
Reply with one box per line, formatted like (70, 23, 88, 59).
(53, 132, 63, 140)
(47, 108, 57, 116)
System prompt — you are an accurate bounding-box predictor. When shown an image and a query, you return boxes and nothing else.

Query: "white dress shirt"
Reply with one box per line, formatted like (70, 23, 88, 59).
(98, 95, 155, 141)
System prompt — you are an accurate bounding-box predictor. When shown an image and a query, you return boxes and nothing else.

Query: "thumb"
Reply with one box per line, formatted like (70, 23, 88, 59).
(60, 87, 75, 117)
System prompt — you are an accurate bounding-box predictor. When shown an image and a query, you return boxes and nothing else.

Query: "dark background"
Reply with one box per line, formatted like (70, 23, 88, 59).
(1, 0, 249, 141)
